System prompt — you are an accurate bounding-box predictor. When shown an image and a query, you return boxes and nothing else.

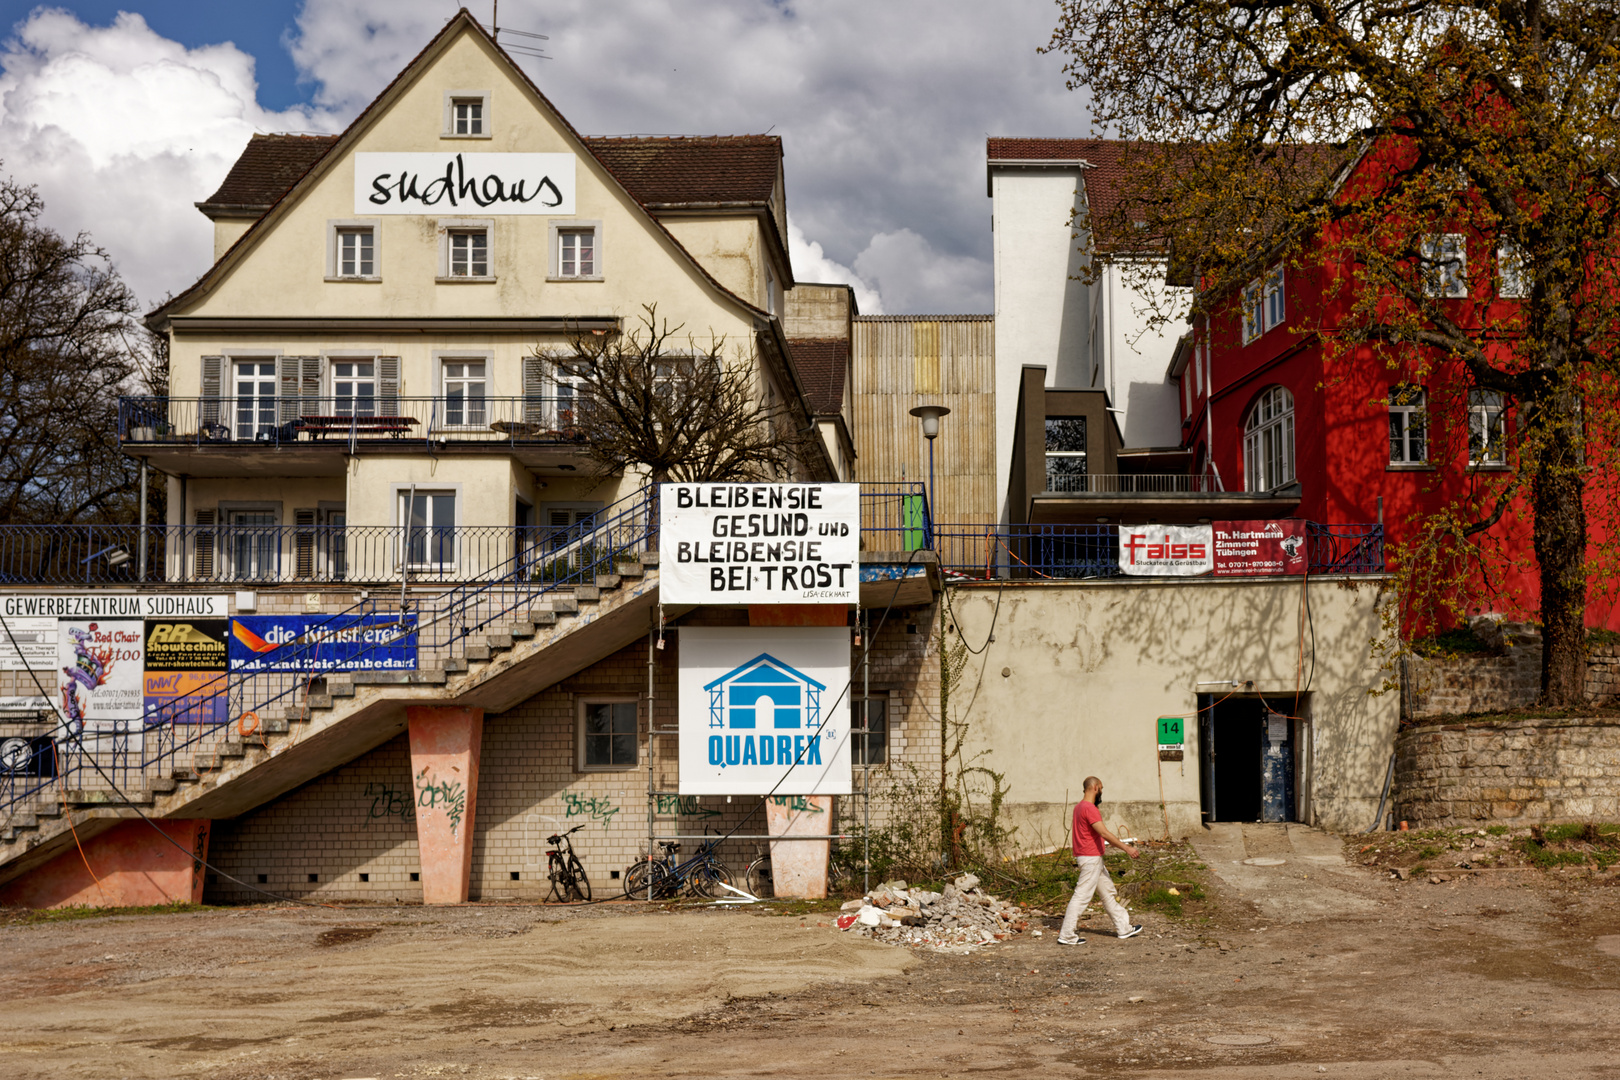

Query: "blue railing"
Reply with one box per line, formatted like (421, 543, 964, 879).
(0, 487, 660, 819)
(860, 482, 932, 552)
(935, 522, 1385, 580)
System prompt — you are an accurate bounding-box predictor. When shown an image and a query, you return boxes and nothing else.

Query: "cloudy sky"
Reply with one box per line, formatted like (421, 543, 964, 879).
(0, 0, 1094, 314)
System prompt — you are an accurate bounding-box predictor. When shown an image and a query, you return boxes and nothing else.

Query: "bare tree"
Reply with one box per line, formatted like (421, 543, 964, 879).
(0, 169, 146, 525)
(1046, 1, 1620, 705)
(544, 305, 817, 484)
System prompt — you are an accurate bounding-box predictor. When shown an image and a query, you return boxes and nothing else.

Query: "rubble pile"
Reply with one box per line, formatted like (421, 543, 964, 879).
(836, 873, 1033, 953)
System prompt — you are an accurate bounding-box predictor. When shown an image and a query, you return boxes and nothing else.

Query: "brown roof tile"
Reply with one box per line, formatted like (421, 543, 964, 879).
(788, 337, 848, 416)
(198, 133, 340, 214)
(582, 135, 780, 206)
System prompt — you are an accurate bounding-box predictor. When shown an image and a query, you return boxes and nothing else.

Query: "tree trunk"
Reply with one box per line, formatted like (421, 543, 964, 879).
(1532, 428, 1587, 706)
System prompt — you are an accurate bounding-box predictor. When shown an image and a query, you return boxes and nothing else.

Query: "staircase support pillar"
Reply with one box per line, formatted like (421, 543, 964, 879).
(407, 705, 484, 904)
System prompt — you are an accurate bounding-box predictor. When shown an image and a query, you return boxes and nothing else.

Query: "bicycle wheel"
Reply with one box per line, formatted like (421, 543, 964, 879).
(567, 855, 591, 902)
(623, 859, 670, 900)
(745, 858, 774, 899)
(691, 860, 735, 898)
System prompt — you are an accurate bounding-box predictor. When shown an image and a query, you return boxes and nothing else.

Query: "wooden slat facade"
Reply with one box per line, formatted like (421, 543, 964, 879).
(853, 315, 996, 528)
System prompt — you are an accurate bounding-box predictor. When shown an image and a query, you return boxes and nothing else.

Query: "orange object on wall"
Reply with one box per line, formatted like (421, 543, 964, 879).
(407, 705, 484, 904)
(0, 819, 210, 909)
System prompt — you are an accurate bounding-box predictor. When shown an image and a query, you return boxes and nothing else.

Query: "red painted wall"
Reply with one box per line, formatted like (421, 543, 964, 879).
(0, 819, 210, 909)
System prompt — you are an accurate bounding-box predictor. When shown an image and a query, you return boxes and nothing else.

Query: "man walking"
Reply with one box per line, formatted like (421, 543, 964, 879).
(1057, 776, 1142, 944)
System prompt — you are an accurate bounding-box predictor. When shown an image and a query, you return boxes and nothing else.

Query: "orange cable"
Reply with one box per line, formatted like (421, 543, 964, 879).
(50, 739, 108, 900)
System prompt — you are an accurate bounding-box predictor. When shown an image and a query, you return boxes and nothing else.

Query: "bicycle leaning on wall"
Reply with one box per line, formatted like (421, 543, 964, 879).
(545, 823, 591, 901)
(622, 831, 734, 900)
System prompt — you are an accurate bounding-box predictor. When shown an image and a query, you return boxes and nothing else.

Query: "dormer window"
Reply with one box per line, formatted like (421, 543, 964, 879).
(443, 91, 491, 138)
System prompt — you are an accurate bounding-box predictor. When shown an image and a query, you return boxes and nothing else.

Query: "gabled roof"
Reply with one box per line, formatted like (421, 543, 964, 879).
(787, 338, 848, 417)
(582, 136, 780, 208)
(987, 137, 1136, 250)
(196, 134, 341, 217)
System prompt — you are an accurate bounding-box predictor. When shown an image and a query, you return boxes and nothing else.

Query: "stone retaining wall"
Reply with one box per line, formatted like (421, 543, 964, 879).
(1401, 617, 1620, 720)
(1394, 717, 1620, 826)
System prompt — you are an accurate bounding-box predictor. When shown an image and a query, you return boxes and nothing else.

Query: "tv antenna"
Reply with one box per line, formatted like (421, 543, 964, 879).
(492, 2, 551, 60)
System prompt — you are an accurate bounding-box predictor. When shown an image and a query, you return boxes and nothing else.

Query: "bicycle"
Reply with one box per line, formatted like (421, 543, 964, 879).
(623, 831, 734, 900)
(544, 823, 591, 902)
(743, 843, 774, 899)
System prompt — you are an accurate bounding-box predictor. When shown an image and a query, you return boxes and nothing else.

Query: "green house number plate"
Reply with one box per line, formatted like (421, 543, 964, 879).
(1157, 716, 1185, 748)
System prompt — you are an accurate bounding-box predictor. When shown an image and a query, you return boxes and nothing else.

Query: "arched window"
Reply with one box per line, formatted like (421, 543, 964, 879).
(1243, 386, 1295, 491)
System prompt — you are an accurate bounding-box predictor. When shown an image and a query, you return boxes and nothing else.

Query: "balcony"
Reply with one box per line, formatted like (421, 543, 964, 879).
(119, 396, 592, 477)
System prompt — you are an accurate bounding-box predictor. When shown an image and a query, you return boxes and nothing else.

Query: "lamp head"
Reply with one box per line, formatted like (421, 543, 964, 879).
(908, 404, 951, 441)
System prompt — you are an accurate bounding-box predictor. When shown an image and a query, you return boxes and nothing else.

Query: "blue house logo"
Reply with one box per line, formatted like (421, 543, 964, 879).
(705, 653, 825, 731)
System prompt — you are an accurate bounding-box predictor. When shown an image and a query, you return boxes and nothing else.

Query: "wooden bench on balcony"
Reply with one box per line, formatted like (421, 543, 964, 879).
(296, 415, 419, 440)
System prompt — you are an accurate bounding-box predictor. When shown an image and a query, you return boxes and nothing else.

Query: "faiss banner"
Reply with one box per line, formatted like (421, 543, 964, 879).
(1212, 520, 1308, 576)
(1117, 525, 1213, 576)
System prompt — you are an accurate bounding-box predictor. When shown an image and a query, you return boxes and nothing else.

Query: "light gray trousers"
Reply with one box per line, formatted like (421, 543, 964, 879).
(1058, 854, 1132, 940)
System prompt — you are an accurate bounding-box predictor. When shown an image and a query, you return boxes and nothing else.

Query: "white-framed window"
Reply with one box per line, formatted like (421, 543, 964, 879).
(233, 360, 278, 441)
(851, 694, 890, 766)
(1243, 385, 1295, 491)
(437, 219, 494, 281)
(1388, 384, 1427, 464)
(1241, 279, 1263, 343)
(1421, 233, 1468, 298)
(1498, 242, 1531, 299)
(441, 360, 487, 427)
(1263, 264, 1285, 331)
(325, 220, 380, 281)
(549, 221, 603, 281)
(400, 490, 457, 569)
(1468, 389, 1507, 466)
(579, 698, 639, 771)
(331, 361, 376, 417)
(442, 91, 490, 138)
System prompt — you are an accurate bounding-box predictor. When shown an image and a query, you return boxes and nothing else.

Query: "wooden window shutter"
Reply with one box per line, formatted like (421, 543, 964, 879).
(377, 356, 400, 416)
(200, 356, 223, 426)
(193, 509, 216, 580)
(294, 509, 317, 580)
(523, 356, 546, 423)
(300, 356, 322, 402)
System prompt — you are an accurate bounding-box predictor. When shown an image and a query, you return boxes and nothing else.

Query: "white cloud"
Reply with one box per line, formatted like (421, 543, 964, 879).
(852, 230, 988, 316)
(787, 217, 882, 314)
(0, 9, 339, 306)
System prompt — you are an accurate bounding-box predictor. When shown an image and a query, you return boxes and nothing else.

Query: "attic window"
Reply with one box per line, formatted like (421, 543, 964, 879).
(443, 91, 491, 138)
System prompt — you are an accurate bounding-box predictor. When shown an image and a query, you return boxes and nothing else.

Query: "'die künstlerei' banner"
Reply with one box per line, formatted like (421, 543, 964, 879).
(677, 626, 852, 796)
(228, 613, 418, 673)
(660, 483, 859, 605)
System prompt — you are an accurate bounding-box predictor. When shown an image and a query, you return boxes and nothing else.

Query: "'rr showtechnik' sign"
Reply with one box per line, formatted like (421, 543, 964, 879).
(660, 483, 859, 605)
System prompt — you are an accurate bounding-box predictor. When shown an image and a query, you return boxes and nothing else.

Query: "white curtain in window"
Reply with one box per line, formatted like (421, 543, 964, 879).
(1243, 386, 1295, 491)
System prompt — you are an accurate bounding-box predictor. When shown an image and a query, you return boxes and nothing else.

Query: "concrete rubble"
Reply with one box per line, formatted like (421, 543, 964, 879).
(836, 873, 1038, 953)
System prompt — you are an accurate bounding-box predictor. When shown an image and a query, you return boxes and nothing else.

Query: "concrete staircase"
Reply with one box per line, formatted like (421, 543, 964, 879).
(0, 555, 663, 887)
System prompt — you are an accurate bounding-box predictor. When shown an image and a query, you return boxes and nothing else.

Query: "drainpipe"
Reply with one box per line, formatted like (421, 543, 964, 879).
(138, 458, 148, 582)
(399, 483, 416, 621)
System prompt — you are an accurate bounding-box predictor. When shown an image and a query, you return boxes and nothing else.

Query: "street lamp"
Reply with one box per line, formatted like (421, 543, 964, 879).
(909, 404, 950, 523)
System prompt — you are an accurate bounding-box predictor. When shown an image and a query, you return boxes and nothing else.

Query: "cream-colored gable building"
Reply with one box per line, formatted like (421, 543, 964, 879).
(142, 11, 832, 582)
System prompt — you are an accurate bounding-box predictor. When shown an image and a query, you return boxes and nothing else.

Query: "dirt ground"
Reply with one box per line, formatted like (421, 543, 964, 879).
(3, 821, 1619, 1079)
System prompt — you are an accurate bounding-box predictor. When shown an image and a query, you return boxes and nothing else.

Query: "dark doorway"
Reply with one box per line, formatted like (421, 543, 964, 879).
(1198, 694, 1299, 824)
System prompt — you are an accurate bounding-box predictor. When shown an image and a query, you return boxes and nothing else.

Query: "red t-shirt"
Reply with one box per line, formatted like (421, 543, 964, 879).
(1072, 800, 1105, 857)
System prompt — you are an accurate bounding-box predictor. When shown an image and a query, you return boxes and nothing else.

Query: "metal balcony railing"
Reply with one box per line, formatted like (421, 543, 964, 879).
(859, 482, 931, 552)
(119, 396, 589, 448)
(1043, 472, 1223, 494)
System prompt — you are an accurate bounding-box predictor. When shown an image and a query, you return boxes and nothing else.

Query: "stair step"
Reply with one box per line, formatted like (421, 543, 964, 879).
(326, 679, 356, 697)
(484, 633, 514, 651)
(529, 610, 558, 627)
(641, 551, 661, 567)
(171, 769, 200, 782)
(544, 598, 580, 615)
(219, 740, 246, 758)
(351, 669, 448, 686)
(595, 574, 622, 590)
(150, 778, 178, 795)
(5, 813, 37, 831)
(439, 657, 469, 673)
(66, 789, 154, 807)
(573, 586, 602, 602)
(510, 620, 537, 639)
(265, 718, 290, 734)
(618, 561, 646, 578)
(305, 694, 334, 710)
(464, 644, 492, 662)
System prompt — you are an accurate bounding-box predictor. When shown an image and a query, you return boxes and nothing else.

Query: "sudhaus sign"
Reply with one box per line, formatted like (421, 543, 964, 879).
(660, 483, 859, 605)
(677, 627, 852, 796)
(354, 152, 576, 215)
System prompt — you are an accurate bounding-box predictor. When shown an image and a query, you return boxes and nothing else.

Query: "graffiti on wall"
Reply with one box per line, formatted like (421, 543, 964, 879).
(769, 794, 824, 813)
(364, 781, 416, 826)
(563, 792, 618, 825)
(655, 794, 720, 819)
(416, 769, 468, 835)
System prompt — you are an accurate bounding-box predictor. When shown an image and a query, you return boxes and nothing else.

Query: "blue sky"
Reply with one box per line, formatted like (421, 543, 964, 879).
(0, 1, 1093, 312)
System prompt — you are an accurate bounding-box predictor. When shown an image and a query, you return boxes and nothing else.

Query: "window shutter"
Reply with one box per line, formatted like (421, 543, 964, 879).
(293, 509, 317, 579)
(377, 356, 400, 416)
(278, 356, 302, 424)
(300, 356, 321, 403)
(193, 509, 216, 580)
(200, 356, 223, 426)
(523, 356, 546, 423)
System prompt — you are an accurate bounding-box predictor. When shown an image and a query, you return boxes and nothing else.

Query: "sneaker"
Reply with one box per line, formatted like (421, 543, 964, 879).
(1119, 925, 1144, 940)
(1056, 937, 1086, 945)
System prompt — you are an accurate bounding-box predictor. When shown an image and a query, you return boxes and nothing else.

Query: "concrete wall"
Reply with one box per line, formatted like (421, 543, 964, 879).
(991, 169, 1091, 522)
(945, 576, 1396, 844)
(1088, 260, 1188, 449)
(1395, 718, 1620, 825)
